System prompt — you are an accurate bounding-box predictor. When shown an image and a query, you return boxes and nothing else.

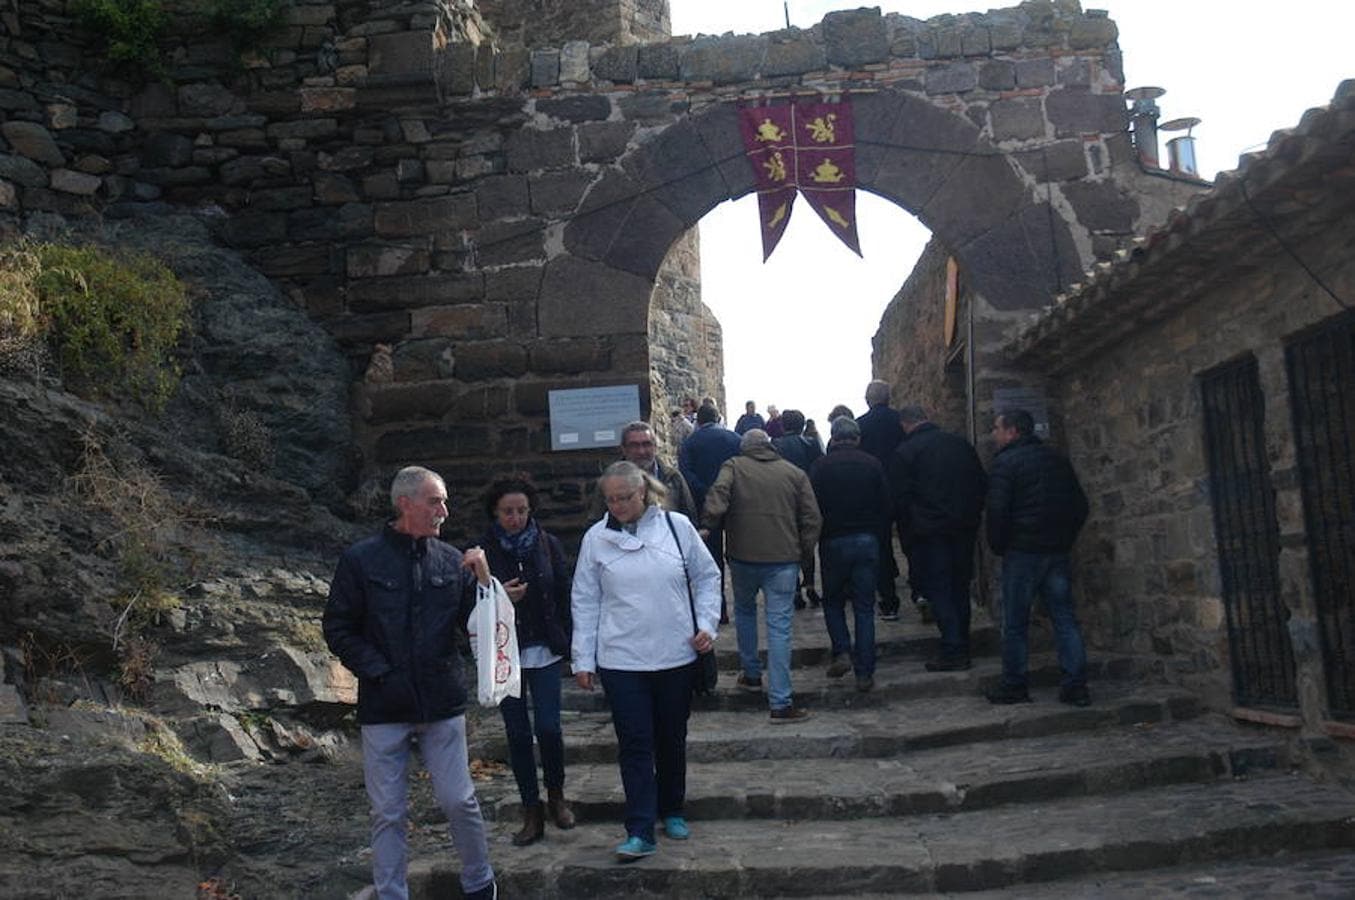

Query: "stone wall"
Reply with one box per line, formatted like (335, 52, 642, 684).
(479, 0, 669, 47)
(1049, 218, 1355, 715)
(648, 227, 723, 458)
(0, 0, 1202, 541)
(872, 237, 970, 435)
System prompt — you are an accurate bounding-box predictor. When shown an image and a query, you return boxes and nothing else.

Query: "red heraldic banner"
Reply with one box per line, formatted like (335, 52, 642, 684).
(738, 98, 860, 261)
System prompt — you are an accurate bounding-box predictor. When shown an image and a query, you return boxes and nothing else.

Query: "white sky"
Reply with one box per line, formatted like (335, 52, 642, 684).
(668, 0, 1355, 425)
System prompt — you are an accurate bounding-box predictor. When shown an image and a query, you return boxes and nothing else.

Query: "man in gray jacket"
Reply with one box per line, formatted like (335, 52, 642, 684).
(703, 430, 821, 723)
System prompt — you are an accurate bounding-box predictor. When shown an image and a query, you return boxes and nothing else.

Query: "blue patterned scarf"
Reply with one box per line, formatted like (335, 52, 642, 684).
(492, 517, 540, 563)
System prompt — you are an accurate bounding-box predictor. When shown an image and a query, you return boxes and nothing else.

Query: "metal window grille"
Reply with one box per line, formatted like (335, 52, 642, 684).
(1200, 355, 1298, 710)
(1287, 314, 1355, 720)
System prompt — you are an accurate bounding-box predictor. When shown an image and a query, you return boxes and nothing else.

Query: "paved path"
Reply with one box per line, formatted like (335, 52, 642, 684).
(393, 601, 1355, 897)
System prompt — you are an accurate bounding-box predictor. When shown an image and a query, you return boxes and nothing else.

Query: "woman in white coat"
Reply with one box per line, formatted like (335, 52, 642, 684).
(571, 460, 721, 861)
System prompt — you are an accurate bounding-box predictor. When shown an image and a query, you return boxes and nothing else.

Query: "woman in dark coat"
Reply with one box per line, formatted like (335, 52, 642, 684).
(478, 473, 574, 846)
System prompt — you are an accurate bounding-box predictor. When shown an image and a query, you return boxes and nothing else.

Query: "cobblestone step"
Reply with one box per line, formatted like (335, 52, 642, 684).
(484, 683, 1201, 766)
(959, 848, 1355, 898)
(707, 619, 1000, 670)
(410, 776, 1355, 898)
(558, 650, 1157, 712)
(482, 716, 1287, 824)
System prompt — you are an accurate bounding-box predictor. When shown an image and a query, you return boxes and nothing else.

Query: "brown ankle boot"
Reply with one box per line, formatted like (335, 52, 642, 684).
(512, 802, 545, 846)
(546, 787, 575, 830)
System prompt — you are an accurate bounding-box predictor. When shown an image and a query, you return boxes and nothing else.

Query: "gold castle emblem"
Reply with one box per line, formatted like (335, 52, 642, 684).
(806, 114, 837, 143)
(811, 158, 845, 183)
(755, 118, 787, 142)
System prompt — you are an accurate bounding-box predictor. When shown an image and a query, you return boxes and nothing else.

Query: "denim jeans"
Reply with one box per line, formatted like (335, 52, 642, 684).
(999, 550, 1087, 690)
(909, 530, 978, 660)
(599, 665, 694, 843)
(820, 533, 878, 677)
(498, 660, 564, 807)
(361, 717, 495, 899)
(729, 559, 799, 710)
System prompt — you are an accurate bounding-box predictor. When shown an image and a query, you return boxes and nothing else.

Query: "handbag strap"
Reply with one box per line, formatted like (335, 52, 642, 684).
(663, 511, 700, 638)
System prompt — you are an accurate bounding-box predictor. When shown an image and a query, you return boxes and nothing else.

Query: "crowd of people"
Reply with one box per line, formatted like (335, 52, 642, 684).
(321, 381, 1094, 892)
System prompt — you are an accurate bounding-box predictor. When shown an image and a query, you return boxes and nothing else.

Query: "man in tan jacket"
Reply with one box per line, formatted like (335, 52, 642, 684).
(703, 429, 821, 722)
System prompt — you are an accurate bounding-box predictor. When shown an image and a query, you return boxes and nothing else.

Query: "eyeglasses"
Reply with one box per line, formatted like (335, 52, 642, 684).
(604, 491, 638, 505)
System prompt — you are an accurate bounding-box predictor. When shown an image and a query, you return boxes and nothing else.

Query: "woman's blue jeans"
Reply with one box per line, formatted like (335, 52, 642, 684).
(498, 660, 565, 807)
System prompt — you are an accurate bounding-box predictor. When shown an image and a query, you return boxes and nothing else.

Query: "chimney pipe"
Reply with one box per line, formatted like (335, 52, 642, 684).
(1161, 117, 1202, 178)
(1125, 86, 1166, 168)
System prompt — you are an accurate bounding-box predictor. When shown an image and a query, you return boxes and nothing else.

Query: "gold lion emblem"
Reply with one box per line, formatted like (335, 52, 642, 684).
(806, 114, 837, 143)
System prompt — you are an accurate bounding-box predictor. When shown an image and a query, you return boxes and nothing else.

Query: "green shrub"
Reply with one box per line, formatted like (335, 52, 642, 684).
(73, 0, 170, 80)
(35, 244, 188, 411)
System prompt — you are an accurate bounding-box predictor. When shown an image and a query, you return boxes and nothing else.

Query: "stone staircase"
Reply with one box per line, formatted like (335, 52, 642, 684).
(408, 611, 1355, 897)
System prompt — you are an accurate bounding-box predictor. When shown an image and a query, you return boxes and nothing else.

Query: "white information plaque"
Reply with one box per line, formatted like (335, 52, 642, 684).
(548, 385, 641, 451)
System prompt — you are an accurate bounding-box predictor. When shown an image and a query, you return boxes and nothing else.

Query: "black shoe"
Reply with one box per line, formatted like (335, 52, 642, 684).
(924, 656, 971, 672)
(1059, 684, 1092, 707)
(793, 591, 807, 611)
(465, 880, 498, 900)
(879, 608, 900, 622)
(855, 675, 874, 693)
(806, 588, 822, 608)
(986, 684, 1033, 704)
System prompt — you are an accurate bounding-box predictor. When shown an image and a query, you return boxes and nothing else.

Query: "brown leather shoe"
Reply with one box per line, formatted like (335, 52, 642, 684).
(547, 787, 576, 830)
(512, 802, 545, 846)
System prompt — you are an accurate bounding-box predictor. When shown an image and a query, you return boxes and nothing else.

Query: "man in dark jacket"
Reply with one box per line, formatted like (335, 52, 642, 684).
(810, 417, 892, 692)
(984, 410, 1092, 707)
(857, 380, 905, 618)
(890, 405, 987, 671)
(323, 466, 498, 900)
(680, 404, 742, 622)
(734, 400, 766, 435)
(773, 409, 826, 608)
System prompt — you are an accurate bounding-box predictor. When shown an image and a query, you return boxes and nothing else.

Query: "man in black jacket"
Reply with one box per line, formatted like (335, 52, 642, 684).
(773, 409, 825, 609)
(890, 405, 987, 671)
(810, 417, 892, 692)
(323, 466, 498, 900)
(856, 380, 905, 619)
(984, 410, 1092, 707)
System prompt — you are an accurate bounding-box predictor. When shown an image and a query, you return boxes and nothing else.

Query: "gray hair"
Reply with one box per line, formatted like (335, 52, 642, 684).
(619, 420, 654, 443)
(390, 465, 444, 512)
(898, 404, 928, 426)
(823, 417, 856, 441)
(599, 460, 667, 507)
(740, 428, 771, 452)
(865, 379, 891, 406)
(830, 416, 861, 442)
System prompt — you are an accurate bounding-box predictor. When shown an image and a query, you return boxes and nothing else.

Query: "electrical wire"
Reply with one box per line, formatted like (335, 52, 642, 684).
(1239, 177, 1351, 311)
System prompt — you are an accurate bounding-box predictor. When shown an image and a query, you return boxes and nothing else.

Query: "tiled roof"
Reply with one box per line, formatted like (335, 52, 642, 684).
(1006, 79, 1355, 374)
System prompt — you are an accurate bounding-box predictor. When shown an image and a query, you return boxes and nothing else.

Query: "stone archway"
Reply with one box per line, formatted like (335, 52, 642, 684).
(555, 88, 1082, 318)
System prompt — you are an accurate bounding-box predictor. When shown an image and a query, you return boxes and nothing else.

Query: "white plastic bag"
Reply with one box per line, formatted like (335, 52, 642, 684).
(466, 578, 521, 707)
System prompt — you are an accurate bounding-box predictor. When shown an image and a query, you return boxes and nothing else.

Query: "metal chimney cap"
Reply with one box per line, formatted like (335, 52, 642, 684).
(1160, 116, 1201, 134)
(1125, 86, 1166, 101)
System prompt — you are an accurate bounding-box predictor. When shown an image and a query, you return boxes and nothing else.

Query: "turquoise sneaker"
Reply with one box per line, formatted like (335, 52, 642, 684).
(662, 816, 690, 840)
(615, 835, 657, 861)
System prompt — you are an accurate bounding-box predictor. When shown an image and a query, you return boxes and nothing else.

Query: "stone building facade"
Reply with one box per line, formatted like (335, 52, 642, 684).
(872, 238, 969, 434)
(1004, 81, 1355, 731)
(0, 0, 1201, 538)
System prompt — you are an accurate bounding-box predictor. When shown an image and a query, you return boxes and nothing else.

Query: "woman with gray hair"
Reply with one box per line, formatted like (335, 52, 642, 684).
(571, 460, 721, 861)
